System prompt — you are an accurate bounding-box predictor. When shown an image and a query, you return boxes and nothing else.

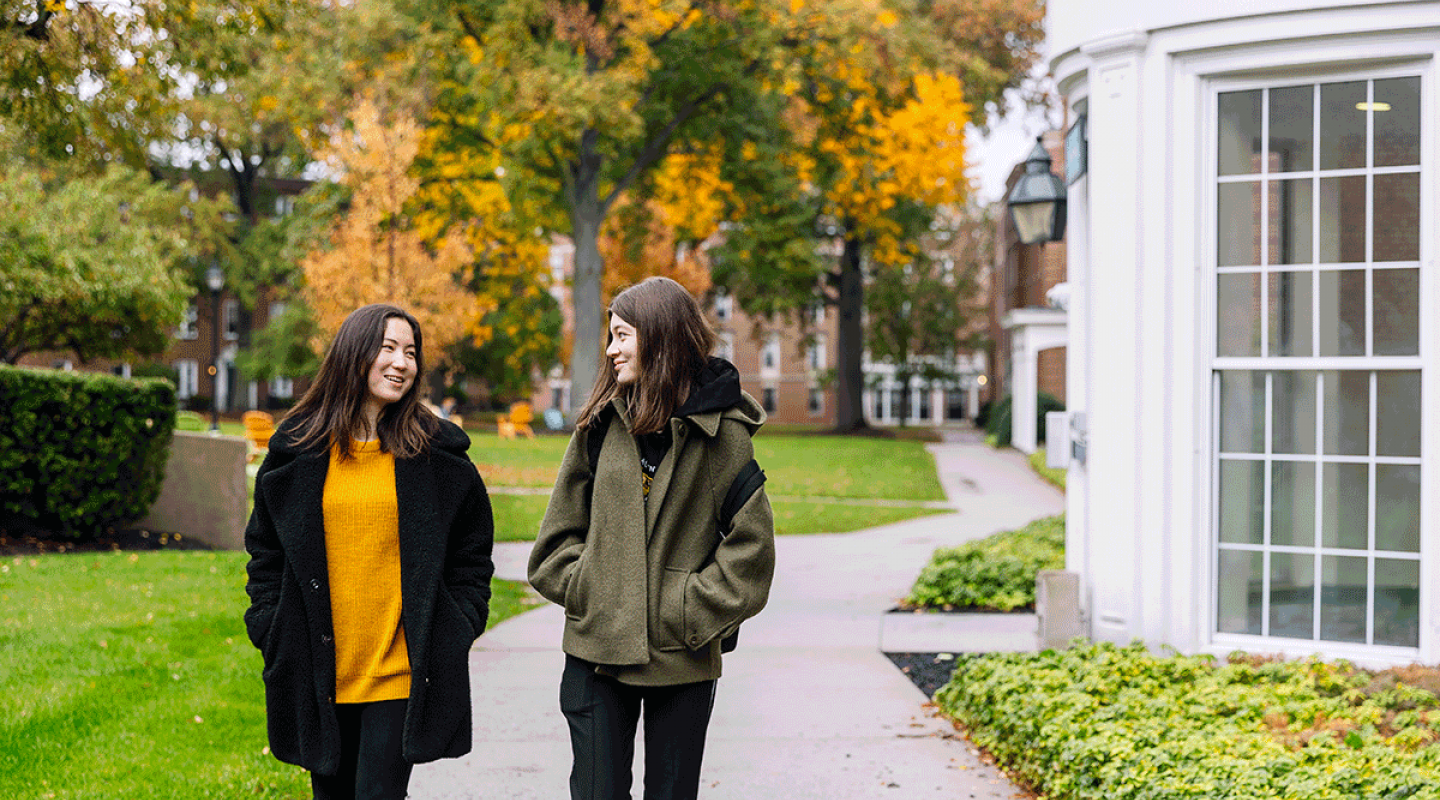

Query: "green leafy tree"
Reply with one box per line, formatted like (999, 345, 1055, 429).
(866, 202, 989, 425)
(713, 0, 1044, 431)
(416, 0, 801, 399)
(0, 166, 224, 364)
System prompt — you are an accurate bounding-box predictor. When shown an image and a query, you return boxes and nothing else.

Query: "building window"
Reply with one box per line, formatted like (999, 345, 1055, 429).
(269, 376, 294, 400)
(268, 301, 287, 325)
(1212, 75, 1422, 649)
(810, 302, 826, 326)
(715, 292, 733, 322)
(808, 387, 823, 416)
(761, 333, 780, 376)
(223, 299, 240, 340)
(762, 386, 777, 413)
(177, 303, 199, 340)
(807, 335, 826, 371)
(175, 359, 199, 400)
(715, 331, 735, 362)
(274, 195, 295, 217)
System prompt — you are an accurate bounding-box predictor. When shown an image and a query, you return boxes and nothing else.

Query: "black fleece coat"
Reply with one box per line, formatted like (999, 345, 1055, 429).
(242, 417, 494, 776)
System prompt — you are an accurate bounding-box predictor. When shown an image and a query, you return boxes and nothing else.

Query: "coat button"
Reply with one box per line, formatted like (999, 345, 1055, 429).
(321, 634, 332, 644)
(688, 635, 699, 645)
(310, 579, 320, 591)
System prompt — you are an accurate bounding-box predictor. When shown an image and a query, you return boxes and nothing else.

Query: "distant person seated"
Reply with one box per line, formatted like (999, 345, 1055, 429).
(439, 396, 463, 429)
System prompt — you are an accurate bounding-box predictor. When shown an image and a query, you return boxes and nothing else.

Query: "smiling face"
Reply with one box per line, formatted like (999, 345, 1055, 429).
(605, 312, 640, 386)
(364, 316, 417, 424)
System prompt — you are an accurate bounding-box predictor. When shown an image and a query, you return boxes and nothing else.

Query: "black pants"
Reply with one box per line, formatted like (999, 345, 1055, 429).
(311, 699, 412, 800)
(560, 655, 717, 800)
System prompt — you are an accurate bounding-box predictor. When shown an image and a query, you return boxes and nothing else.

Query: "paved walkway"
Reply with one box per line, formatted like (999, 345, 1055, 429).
(409, 428, 1065, 799)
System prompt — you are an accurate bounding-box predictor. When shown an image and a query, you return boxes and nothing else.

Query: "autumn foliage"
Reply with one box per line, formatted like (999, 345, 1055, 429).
(301, 99, 473, 364)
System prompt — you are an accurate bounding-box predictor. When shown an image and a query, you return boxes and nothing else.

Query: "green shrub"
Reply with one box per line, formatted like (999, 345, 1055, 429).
(0, 365, 176, 537)
(986, 392, 1065, 448)
(936, 642, 1440, 800)
(904, 514, 1064, 611)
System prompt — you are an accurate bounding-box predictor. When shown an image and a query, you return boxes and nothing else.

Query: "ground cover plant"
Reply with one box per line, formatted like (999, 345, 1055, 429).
(904, 514, 1064, 611)
(936, 641, 1440, 800)
(0, 550, 535, 799)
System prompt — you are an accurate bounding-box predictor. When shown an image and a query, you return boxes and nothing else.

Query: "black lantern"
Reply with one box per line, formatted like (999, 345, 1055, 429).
(1006, 136, 1067, 245)
(205, 263, 224, 432)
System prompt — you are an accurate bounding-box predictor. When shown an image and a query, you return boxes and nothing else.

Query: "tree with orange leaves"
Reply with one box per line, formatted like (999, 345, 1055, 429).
(300, 98, 474, 366)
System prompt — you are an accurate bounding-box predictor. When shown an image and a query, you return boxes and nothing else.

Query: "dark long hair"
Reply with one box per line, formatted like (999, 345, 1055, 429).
(575, 277, 716, 435)
(284, 304, 438, 459)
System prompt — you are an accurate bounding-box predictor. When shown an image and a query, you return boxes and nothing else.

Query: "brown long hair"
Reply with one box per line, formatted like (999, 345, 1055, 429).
(284, 303, 439, 459)
(576, 276, 716, 435)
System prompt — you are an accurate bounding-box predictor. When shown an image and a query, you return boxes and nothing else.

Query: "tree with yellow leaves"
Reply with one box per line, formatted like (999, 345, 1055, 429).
(301, 98, 474, 366)
(712, 0, 1045, 430)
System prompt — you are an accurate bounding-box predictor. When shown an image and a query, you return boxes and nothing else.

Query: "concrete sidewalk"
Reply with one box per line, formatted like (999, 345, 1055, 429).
(409, 431, 1064, 799)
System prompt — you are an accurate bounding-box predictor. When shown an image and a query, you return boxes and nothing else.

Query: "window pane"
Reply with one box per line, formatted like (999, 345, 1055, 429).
(1219, 460, 1265, 544)
(1269, 85, 1315, 173)
(1322, 371, 1369, 456)
(1373, 269, 1419, 356)
(1220, 371, 1266, 453)
(1374, 559, 1419, 647)
(1271, 371, 1316, 454)
(1321, 463, 1369, 550)
(1270, 552, 1314, 639)
(1219, 90, 1262, 175)
(1373, 173, 1419, 262)
(1268, 271, 1313, 357)
(1316, 270, 1366, 356)
(1375, 464, 1420, 553)
(1317, 176, 1367, 263)
(1217, 550, 1263, 635)
(1270, 179, 1313, 265)
(1217, 273, 1262, 356)
(1271, 461, 1316, 547)
(1320, 555, 1368, 644)
(1218, 183, 1262, 266)
(1319, 81, 1367, 170)
(1376, 371, 1420, 458)
(1374, 77, 1420, 167)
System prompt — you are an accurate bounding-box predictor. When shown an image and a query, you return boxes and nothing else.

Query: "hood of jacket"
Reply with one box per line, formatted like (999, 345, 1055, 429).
(670, 357, 765, 438)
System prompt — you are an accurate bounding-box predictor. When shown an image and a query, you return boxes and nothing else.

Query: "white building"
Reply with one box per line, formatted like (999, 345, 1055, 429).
(1049, 0, 1435, 666)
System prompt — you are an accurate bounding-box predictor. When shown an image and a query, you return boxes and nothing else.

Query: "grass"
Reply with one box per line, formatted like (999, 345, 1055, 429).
(1027, 448, 1067, 490)
(474, 430, 950, 539)
(0, 551, 535, 799)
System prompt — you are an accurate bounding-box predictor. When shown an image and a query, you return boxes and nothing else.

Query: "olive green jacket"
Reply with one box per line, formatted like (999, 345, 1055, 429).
(527, 394, 776, 686)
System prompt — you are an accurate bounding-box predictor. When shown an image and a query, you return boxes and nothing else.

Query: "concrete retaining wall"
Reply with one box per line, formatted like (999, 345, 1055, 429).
(139, 431, 248, 550)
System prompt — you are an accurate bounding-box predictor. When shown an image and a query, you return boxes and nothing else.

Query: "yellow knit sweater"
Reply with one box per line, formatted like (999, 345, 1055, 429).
(322, 440, 410, 704)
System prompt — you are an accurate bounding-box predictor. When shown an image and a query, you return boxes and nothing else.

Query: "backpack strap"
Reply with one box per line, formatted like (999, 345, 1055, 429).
(586, 409, 612, 476)
(718, 459, 765, 539)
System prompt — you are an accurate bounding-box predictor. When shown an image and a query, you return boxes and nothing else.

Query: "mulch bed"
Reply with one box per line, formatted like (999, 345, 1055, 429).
(0, 527, 213, 556)
(886, 651, 963, 698)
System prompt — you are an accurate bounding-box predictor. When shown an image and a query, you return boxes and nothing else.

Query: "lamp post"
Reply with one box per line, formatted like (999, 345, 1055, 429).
(1006, 136, 1068, 245)
(205, 263, 224, 432)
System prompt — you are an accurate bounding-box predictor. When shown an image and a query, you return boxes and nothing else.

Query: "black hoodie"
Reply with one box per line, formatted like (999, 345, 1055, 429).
(637, 357, 743, 496)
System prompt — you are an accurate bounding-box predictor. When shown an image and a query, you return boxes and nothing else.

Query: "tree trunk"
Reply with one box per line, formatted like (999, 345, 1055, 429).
(834, 234, 868, 432)
(569, 197, 605, 408)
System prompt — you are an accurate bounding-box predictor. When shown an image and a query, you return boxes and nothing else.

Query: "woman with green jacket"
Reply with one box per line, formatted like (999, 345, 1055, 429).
(528, 277, 776, 800)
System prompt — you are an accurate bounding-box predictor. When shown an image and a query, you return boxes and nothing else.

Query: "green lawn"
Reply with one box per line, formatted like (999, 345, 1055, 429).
(0, 551, 534, 799)
(475, 429, 948, 539)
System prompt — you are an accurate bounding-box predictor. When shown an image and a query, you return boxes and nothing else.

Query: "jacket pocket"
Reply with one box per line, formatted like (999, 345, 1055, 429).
(657, 567, 691, 652)
(562, 554, 591, 622)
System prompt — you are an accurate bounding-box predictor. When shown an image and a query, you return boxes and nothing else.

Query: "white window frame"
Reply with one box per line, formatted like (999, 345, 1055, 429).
(1202, 60, 1433, 664)
(715, 292, 733, 323)
(761, 333, 781, 377)
(175, 359, 199, 400)
(223, 298, 241, 341)
(807, 335, 827, 372)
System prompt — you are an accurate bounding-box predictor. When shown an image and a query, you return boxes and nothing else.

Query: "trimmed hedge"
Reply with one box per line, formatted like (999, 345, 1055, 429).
(0, 365, 177, 537)
(937, 642, 1440, 800)
(904, 514, 1064, 611)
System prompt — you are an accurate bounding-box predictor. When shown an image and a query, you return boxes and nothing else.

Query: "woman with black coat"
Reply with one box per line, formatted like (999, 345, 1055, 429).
(243, 303, 494, 800)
